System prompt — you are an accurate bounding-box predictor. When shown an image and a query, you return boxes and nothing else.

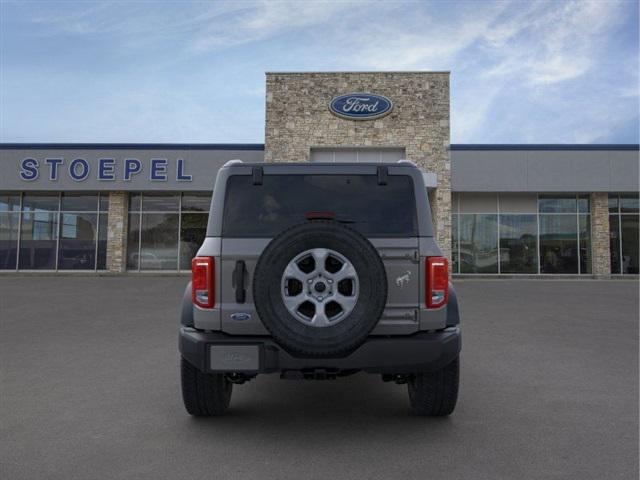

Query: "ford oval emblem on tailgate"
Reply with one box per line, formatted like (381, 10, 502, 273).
(230, 312, 251, 321)
(329, 92, 393, 120)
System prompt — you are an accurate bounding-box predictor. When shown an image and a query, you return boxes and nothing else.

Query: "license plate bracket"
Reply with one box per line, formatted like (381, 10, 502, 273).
(209, 345, 260, 372)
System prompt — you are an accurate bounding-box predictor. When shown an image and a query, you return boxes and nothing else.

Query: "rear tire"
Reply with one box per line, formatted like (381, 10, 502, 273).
(181, 357, 233, 416)
(407, 357, 459, 416)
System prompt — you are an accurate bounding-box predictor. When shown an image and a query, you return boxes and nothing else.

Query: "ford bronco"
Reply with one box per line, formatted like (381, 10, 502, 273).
(179, 161, 461, 416)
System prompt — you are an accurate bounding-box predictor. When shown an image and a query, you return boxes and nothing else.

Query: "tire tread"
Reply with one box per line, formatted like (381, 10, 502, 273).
(408, 357, 459, 416)
(181, 357, 232, 416)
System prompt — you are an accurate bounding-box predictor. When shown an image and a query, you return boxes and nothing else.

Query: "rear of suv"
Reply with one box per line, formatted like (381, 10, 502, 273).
(179, 161, 461, 416)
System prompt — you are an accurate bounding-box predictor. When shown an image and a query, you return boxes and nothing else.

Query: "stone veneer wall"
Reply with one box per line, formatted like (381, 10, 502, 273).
(106, 191, 129, 272)
(591, 192, 611, 277)
(264, 72, 451, 259)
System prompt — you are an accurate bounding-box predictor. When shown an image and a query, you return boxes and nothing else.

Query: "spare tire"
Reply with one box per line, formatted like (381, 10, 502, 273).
(253, 221, 387, 357)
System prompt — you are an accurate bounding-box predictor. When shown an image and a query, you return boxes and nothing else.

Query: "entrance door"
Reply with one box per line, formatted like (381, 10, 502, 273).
(310, 148, 405, 163)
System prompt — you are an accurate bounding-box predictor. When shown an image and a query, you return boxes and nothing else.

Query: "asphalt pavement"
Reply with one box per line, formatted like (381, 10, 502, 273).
(1, 276, 638, 480)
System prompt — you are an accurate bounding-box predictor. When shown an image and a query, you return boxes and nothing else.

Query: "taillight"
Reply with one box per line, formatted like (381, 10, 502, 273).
(426, 256, 448, 308)
(192, 257, 215, 308)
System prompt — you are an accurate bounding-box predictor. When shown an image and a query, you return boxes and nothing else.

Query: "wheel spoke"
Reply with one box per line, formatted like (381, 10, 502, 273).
(334, 292, 357, 312)
(283, 262, 307, 282)
(282, 292, 307, 312)
(310, 307, 331, 327)
(333, 262, 357, 282)
(311, 248, 329, 273)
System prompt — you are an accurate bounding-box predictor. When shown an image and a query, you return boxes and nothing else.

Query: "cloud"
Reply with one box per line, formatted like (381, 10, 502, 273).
(482, 0, 624, 85)
(188, 1, 369, 52)
(2, 0, 637, 143)
(330, 5, 509, 70)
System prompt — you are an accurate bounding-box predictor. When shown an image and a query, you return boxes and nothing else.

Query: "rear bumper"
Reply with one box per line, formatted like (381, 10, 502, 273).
(179, 327, 461, 375)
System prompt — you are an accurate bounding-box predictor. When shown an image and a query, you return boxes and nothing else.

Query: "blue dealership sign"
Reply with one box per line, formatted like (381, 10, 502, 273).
(329, 93, 393, 120)
(19, 157, 192, 182)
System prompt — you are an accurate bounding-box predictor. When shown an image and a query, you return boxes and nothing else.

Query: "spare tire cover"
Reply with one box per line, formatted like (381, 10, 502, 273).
(253, 221, 387, 357)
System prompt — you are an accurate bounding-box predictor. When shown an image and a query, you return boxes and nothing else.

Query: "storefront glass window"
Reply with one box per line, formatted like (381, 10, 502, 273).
(180, 213, 208, 270)
(609, 215, 621, 273)
(128, 192, 210, 271)
(499, 215, 537, 273)
(57, 193, 104, 270)
(577, 195, 590, 214)
(0, 212, 19, 269)
(21, 193, 59, 212)
(537, 195, 590, 274)
(181, 193, 212, 212)
(458, 214, 498, 273)
(58, 212, 98, 269)
(452, 194, 590, 275)
(129, 193, 141, 212)
(620, 216, 639, 274)
(609, 194, 639, 274)
(61, 193, 99, 211)
(538, 195, 577, 213)
(0, 192, 21, 212)
(539, 215, 578, 274)
(0, 192, 108, 271)
(127, 213, 141, 270)
(0, 192, 20, 269)
(620, 194, 639, 213)
(19, 211, 58, 269)
(451, 214, 459, 274)
(97, 213, 108, 270)
(142, 193, 179, 212)
(99, 194, 109, 212)
(579, 215, 591, 274)
(140, 213, 179, 270)
(19, 193, 59, 269)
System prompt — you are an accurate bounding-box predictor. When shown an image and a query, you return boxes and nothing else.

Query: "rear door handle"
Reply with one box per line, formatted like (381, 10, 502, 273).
(232, 260, 246, 303)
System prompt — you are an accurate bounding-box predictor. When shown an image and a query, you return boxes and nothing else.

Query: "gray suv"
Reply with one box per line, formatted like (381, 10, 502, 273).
(179, 161, 461, 416)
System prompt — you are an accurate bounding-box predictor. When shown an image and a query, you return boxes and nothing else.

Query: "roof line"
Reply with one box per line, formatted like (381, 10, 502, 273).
(265, 71, 450, 74)
(0, 143, 637, 151)
(0, 143, 266, 151)
(450, 144, 639, 151)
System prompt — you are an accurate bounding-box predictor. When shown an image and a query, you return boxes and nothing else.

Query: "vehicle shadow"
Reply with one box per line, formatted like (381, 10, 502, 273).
(179, 372, 457, 444)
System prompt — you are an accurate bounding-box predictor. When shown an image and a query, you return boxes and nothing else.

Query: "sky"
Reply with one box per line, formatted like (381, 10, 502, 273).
(0, 0, 638, 144)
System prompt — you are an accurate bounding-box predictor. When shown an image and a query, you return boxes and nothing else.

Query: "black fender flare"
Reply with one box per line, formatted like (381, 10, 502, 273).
(446, 282, 460, 327)
(181, 281, 194, 327)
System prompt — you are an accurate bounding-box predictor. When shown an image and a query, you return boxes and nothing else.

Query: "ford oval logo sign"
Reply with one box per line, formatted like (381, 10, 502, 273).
(230, 312, 251, 322)
(329, 93, 393, 120)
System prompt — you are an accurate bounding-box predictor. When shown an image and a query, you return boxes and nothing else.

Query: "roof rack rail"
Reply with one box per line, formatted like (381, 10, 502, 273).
(397, 159, 416, 165)
(223, 159, 244, 167)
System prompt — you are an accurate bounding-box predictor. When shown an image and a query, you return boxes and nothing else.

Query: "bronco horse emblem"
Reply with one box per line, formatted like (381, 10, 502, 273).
(395, 270, 411, 288)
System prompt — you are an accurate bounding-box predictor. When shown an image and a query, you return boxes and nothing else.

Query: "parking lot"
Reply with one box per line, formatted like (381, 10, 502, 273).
(1, 276, 638, 480)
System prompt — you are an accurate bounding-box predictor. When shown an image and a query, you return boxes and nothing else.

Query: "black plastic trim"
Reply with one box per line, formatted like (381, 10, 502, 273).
(252, 166, 263, 185)
(446, 282, 460, 327)
(179, 327, 461, 375)
(180, 282, 194, 327)
(232, 261, 246, 303)
(377, 166, 388, 185)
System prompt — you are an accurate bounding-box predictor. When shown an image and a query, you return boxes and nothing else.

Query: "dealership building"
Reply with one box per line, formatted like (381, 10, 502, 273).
(0, 72, 638, 277)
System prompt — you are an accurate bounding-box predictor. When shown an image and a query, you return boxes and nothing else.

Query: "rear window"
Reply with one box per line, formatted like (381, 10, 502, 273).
(222, 174, 418, 237)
